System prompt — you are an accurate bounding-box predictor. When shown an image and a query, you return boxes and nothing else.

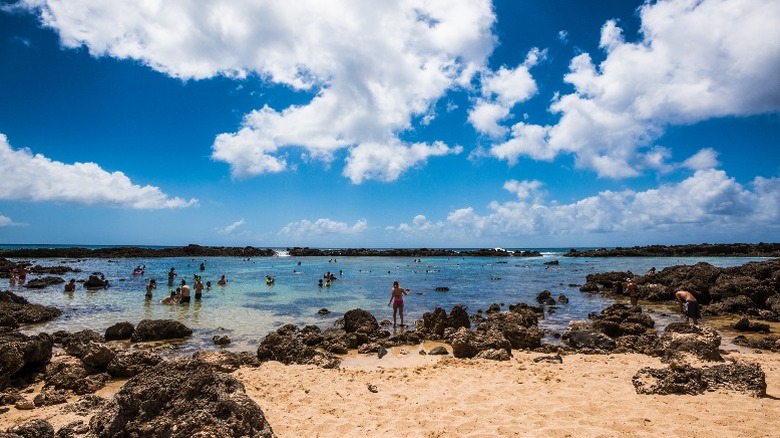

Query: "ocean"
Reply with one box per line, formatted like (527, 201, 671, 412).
(3, 248, 769, 352)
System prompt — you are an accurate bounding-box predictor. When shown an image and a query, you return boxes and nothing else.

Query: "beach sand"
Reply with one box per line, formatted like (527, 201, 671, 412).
(3, 344, 779, 437)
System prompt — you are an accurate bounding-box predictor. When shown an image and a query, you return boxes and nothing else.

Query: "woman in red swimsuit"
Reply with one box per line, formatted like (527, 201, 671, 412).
(388, 280, 410, 328)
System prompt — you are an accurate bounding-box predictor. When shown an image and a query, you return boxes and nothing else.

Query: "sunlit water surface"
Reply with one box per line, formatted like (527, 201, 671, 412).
(4, 251, 768, 352)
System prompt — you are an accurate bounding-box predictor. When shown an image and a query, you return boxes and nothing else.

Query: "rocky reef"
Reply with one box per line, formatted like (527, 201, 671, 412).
(565, 242, 780, 257)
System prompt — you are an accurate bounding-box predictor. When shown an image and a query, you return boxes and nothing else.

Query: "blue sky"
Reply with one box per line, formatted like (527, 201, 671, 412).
(0, 0, 778, 248)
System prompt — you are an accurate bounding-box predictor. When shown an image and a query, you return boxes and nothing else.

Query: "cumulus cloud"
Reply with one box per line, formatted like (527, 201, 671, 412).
(279, 218, 368, 237)
(389, 170, 780, 242)
(217, 218, 246, 235)
(0, 134, 197, 209)
(468, 48, 543, 138)
(0, 214, 15, 227)
(682, 148, 720, 171)
(22, 0, 496, 183)
(490, 0, 780, 177)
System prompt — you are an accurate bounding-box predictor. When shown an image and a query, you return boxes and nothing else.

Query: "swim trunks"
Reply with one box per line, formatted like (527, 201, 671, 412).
(684, 301, 700, 318)
(393, 298, 404, 308)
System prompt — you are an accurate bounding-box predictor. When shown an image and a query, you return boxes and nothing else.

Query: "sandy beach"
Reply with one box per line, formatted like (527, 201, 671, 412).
(3, 344, 779, 437)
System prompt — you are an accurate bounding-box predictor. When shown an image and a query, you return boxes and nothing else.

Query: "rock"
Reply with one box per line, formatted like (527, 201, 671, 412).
(533, 355, 563, 364)
(589, 303, 655, 338)
(106, 351, 164, 378)
(192, 350, 242, 373)
(33, 389, 68, 407)
(661, 323, 722, 362)
(562, 321, 616, 351)
(418, 306, 471, 338)
(62, 330, 104, 358)
(212, 335, 231, 346)
(55, 420, 89, 438)
(0, 291, 62, 324)
(557, 294, 569, 304)
(43, 356, 108, 395)
(448, 327, 511, 359)
(535, 290, 552, 304)
(6, 419, 54, 437)
(14, 399, 35, 410)
(80, 342, 116, 370)
(633, 361, 766, 397)
(427, 346, 449, 355)
(732, 335, 780, 352)
(257, 326, 340, 368)
(435, 287, 449, 292)
(317, 308, 330, 316)
(704, 296, 757, 316)
(24, 276, 65, 289)
(733, 317, 770, 333)
(475, 348, 511, 361)
(481, 312, 542, 350)
(130, 319, 192, 342)
(0, 329, 53, 389)
(104, 322, 134, 341)
(342, 309, 379, 334)
(61, 394, 107, 417)
(88, 359, 275, 438)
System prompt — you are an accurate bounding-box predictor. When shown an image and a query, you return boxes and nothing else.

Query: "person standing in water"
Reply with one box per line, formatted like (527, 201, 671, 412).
(167, 268, 177, 286)
(388, 280, 410, 328)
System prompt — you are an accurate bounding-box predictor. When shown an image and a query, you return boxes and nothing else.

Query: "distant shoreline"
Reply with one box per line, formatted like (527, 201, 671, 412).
(0, 242, 779, 258)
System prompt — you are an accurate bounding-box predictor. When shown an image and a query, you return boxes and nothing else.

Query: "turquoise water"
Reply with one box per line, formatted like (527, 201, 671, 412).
(3, 251, 768, 352)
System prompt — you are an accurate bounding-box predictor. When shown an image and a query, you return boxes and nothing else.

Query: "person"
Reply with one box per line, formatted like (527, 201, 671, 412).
(64, 279, 76, 292)
(193, 277, 204, 300)
(318, 279, 323, 288)
(167, 268, 177, 286)
(217, 275, 227, 286)
(626, 278, 638, 306)
(161, 289, 178, 305)
(206, 281, 212, 289)
(199, 262, 206, 271)
(145, 280, 155, 299)
(646, 267, 657, 276)
(675, 290, 700, 325)
(388, 280, 410, 328)
(179, 280, 191, 304)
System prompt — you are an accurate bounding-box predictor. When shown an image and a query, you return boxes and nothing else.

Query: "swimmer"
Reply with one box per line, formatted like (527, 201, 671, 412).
(387, 280, 410, 328)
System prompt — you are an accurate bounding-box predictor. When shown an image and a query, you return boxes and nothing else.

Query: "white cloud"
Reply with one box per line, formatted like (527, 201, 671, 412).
(682, 147, 720, 171)
(343, 140, 462, 184)
(0, 134, 197, 209)
(490, 0, 780, 177)
(468, 48, 543, 138)
(22, 0, 496, 183)
(389, 170, 780, 242)
(0, 214, 14, 227)
(279, 218, 368, 237)
(218, 218, 246, 235)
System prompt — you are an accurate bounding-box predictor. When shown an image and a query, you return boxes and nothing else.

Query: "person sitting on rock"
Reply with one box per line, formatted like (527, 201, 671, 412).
(675, 290, 700, 325)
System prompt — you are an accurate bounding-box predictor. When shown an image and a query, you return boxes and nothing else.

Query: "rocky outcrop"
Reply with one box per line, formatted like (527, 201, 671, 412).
(106, 350, 164, 378)
(582, 259, 780, 320)
(88, 359, 275, 438)
(0, 328, 53, 389)
(732, 335, 780, 352)
(416, 305, 471, 339)
(660, 323, 722, 362)
(130, 319, 192, 342)
(4, 419, 55, 438)
(565, 243, 780, 257)
(104, 322, 134, 341)
(633, 361, 766, 397)
(24, 276, 66, 289)
(257, 324, 340, 368)
(0, 291, 62, 326)
(0, 244, 276, 259)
